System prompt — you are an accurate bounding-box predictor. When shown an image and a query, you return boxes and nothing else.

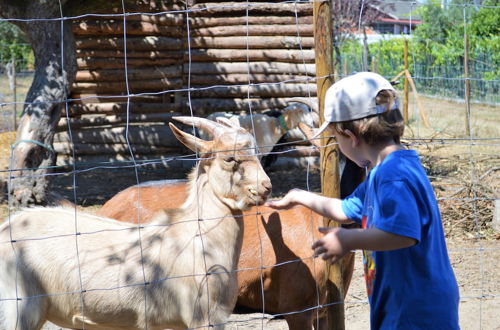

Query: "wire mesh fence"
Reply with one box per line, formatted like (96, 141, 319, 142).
(0, 1, 499, 329)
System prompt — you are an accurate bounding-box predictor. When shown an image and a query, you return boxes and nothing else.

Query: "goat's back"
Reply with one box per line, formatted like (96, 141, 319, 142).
(98, 180, 355, 323)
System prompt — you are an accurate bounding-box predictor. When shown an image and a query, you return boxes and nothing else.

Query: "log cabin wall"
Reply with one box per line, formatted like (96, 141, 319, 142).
(55, 0, 316, 167)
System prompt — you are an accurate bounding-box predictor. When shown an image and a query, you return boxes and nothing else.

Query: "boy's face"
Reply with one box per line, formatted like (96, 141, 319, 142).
(331, 126, 369, 168)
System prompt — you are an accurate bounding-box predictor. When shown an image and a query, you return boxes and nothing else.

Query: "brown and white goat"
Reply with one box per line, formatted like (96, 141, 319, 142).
(0, 116, 271, 330)
(98, 183, 356, 330)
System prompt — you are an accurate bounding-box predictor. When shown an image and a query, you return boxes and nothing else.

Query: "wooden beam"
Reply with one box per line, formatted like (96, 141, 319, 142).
(73, 21, 179, 37)
(188, 73, 314, 86)
(186, 62, 316, 75)
(71, 77, 183, 93)
(189, 2, 313, 16)
(75, 36, 182, 50)
(188, 35, 315, 49)
(314, 0, 345, 328)
(189, 15, 313, 28)
(57, 113, 181, 130)
(189, 48, 315, 63)
(403, 69, 430, 128)
(54, 124, 181, 146)
(76, 57, 182, 70)
(75, 66, 183, 82)
(188, 83, 317, 98)
(65, 102, 181, 115)
(190, 24, 314, 37)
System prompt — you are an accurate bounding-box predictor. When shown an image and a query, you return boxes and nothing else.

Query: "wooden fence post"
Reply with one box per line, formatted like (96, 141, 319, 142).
(313, 1, 345, 329)
(464, 32, 471, 136)
(403, 39, 409, 124)
(6, 60, 17, 130)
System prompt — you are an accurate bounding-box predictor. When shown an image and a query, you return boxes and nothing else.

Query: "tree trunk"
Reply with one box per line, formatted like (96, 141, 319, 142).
(0, 1, 77, 206)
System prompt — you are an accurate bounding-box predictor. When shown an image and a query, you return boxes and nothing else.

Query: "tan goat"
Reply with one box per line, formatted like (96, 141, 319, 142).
(99, 182, 356, 330)
(0, 116, 271, 330)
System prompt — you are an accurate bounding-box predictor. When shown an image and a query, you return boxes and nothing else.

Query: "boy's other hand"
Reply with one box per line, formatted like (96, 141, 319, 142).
(312, 227, 352, 264)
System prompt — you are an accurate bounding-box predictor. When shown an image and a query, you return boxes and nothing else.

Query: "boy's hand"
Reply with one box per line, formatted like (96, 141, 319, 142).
(312, 227, 352, 264)
(264, 188, 301, 209)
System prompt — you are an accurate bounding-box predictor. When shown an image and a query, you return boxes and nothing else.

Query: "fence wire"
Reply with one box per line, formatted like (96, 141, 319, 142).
(0, 1, 499, 329)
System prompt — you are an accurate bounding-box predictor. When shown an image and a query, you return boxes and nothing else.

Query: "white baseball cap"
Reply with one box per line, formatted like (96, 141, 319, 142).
(312, 72, 398, 139)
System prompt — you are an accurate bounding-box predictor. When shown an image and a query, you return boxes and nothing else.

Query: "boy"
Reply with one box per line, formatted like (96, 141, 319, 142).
(266, 72, 460, 329)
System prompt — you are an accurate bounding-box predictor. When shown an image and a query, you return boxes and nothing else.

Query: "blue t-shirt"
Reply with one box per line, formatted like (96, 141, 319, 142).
(342, 149, 459, 330)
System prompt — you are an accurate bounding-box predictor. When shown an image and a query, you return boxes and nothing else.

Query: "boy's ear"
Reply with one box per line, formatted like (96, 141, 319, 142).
(343, 129, 358, 146)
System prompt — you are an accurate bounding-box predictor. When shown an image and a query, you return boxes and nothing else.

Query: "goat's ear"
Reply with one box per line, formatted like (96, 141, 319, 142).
(169, 123, 210, 154)
(215, 116, 240, 129)
(298, 122, 321, 148)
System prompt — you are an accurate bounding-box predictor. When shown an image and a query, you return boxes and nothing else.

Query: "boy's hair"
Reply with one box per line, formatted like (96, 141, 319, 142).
(333, 89, 404, 145)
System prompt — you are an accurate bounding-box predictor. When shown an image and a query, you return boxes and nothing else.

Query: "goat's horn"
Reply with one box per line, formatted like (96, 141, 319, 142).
(172, 116, 225, 139)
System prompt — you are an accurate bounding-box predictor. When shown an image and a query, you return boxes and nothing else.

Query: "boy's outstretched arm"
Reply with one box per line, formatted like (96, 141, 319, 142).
(265, 188, 353, 224)
(312, 227, 417, 264)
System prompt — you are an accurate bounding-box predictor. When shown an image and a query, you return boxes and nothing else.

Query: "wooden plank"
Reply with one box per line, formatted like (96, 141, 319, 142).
(69, 93, 164, 104)
(188, 83, 317, 98)
(191, 24, 314, 37)
(189, 48, 315, 63)
(314, 0, 345, 328)
(55, 153, 191, 168)
(54, 124, 181, 146)
(53, 142, 181, 155)
(76, 57, 182, 70)
(186, 62, 316, 75)
(189, 15, 313, 28)
(73, 21, 181, 37)
(75, 36, 182, 50)
(190, 2, 313, 16)
(65, 102, 181, 115)
(76, 49, 180, 59)
(75, 66, 183, 82)
(188, 35, 315, 49)
(189, 73, 315, 86)
(57, 113, 181, 129)
(71, 77, 183, 93)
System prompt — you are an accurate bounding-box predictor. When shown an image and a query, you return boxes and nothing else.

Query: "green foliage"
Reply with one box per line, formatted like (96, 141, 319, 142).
(337, 0, 499, 102)
(469, 0, 500, 37)
(0, 21, 33, 70)
(413, 1, 454, 46)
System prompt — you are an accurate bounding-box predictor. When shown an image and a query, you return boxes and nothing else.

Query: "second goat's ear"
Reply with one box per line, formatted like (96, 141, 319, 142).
(298, 122, 321, 148)
(169, 123, 210, 155)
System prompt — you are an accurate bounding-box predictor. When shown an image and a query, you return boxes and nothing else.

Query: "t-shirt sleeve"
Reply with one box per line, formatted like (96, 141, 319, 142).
(373, 180, 421, 242)
(341, 180, 366, 224)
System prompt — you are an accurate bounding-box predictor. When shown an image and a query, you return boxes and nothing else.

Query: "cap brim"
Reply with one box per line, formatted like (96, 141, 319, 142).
(309, 121, 331, 141)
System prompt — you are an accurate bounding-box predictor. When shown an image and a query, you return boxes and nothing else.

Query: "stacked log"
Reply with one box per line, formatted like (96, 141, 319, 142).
(57, 0, 316, 167)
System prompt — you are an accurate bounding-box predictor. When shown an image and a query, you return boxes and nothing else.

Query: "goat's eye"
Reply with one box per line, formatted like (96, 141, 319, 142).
(224, 157, 236, 164)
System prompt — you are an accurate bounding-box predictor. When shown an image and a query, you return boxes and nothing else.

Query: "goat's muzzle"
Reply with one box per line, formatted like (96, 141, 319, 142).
(248, 178, 272, 205)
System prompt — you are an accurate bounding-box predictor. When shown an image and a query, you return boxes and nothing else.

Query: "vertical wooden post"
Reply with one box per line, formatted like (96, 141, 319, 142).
(403, 39, 409, 124)
(313, 1, 345, 329)
(7, 60, 17, 130)
(464, 33, 471, 136)
(371, 55, 377, 73)
(343, 60, 348, 76)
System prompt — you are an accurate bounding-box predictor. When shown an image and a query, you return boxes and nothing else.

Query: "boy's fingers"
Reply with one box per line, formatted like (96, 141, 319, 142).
(311, 238, 323, 249)
(264, 201, 280, 208)
(318, 227, 334, 233)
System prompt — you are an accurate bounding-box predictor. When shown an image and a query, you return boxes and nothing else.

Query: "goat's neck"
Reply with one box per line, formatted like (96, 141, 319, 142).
(176, 163, 243, 230)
